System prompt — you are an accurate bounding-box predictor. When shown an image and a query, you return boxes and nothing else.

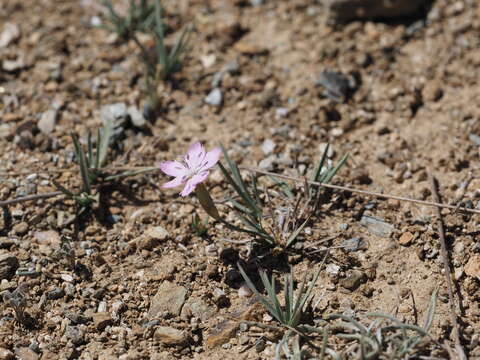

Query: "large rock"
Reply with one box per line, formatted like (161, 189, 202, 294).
(326, 0, 431, 23)
(148, 282, 187, 319)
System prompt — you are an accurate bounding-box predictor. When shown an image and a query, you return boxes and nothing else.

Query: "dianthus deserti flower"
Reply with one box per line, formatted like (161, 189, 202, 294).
(159, 142, 221, 197)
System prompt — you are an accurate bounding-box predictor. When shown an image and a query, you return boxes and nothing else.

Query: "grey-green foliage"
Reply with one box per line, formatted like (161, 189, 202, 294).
(53, 121, 156, 209)
(149, 0, 191, 81)
(320, 288, 439, 359)
(239, 265, 321, 329)
(219, 143, 347, 248)
(100, 0, 155, 40)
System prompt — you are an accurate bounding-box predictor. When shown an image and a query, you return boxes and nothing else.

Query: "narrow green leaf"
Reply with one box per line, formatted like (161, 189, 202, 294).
(51, 180, 75, 198)
(103, 166, 157, 181)
(285, 215, 310, 248)
(71, 133, 91, 194)
(312, 143, 330, 183)
(320, 153, 348, 185)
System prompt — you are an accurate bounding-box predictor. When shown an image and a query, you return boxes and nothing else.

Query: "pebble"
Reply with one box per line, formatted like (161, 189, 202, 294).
(0, 347, 14, 360)
(238, 283, 252, 297)
(398, 232, 414, 246)
(360, 215, 394, 238)
(100, 103, 128, 139)
(275, 107, 289, 118)
(92, 312, 113, 332)
(204, 88, 223, 107)
(181, 297, 215, 321)
(342, 237, 367, 252)
(37, 110, 57, 135)
(2, 57, 25, 72)
(0, 22, 21, 48)
(136, 226, 170, 250)
(261, 139, 276, 155)
(0, 253, 19, 280)
(465, 255, 480, 279)
(148, 281, 187, 319)
(316, 69, 351, 102)
(325, 263, 340, 277)
(468, 133, 480, 146)
(154, 326, 188, 345)
(34, 230, 60, 246)
(64, 325, 85, 345)
(46, 287, 65, 300)
(258, 155, 276, 170)
(13, 222, 28, 236)
(14, 348, 38, 360)
(127, 106, 147, 128)
(339, 270, 366, 291)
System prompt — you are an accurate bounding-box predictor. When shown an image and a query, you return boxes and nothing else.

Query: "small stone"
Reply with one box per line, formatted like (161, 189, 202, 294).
(0, 23, 21, 48)
(465, 255, 480, 279)
(200, 54, 216, 68)
(64, 325, 85, 346)
(100, 103, 128, 139)
(360, 215, 394, 238)
(127, 106, 146, 128)
(137, 226, 169, 250)
(92, 312, 113, 332)
(468, 133, 480, 146)
(340, 270, 366, 291)
(60, 274, 74, 282)
(144, 226, 169, 241)
(204, 88, 223, 107)
(238, 283, 252, 297)
(2, 57, 25, 72)
(275, 108, 289, 118)
(13, 222, 28, 236)
(0, 347, 14, 360)
(34, 230, 60, 246)
(342, 237, 367, 252)
(154, 326, 188, 345)
(181, 297, 215, 321)
(258, 155, 276, 170)
(0, 253, 19, 280)
(398, 232, 414, 246)
(261, 139, 276, 155)
(148, 282, 187, 319)
(46, 287, 65, 300)
(325, 264, 340, 277)
(14, 347, 38, 360)
(37, 110, 57, 135)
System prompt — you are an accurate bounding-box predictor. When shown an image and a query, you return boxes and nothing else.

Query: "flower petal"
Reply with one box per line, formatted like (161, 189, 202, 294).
(185, 142, 205, 170)
(199, 147, 221, 171)
(161, 176, 185, 189)
(180, 171, 209, 196)
(159, 161, 187, 177)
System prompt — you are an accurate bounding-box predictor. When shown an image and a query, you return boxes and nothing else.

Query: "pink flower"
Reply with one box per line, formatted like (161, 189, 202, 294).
(159, 142, 221, 197)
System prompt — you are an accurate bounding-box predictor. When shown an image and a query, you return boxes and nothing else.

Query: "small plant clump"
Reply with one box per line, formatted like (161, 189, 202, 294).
(159, 142, 347, 250)
(100, 0, 191, 110)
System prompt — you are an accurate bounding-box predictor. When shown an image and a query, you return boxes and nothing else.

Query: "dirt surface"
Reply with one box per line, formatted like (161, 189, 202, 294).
(1, 0, 480, 359)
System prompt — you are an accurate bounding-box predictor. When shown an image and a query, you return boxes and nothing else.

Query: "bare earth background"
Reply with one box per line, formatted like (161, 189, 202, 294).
(1, 0, 480, 359)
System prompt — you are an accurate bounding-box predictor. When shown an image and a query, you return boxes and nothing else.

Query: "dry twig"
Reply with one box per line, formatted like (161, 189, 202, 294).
(240, 166, 480, 215)
(428, 171, 467, 360)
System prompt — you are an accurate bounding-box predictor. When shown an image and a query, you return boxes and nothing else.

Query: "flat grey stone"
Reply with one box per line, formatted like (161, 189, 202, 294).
(148, 281, 187, 319)
(360, 215, 394, 238)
